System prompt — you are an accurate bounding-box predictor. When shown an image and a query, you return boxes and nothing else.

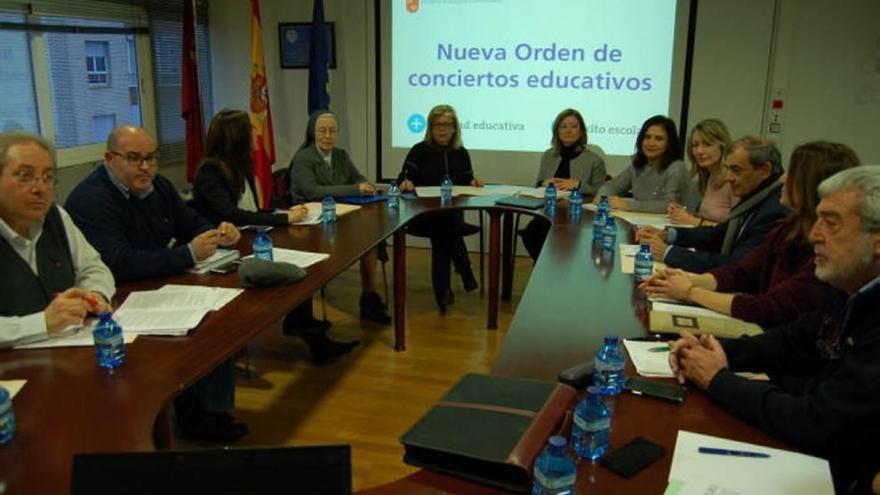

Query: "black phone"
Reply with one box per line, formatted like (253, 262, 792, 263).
(209, 261, 241, 275)
(557, 361, 594, 389)
(623, 377, 687, 405)
(599, 437, 665, 478)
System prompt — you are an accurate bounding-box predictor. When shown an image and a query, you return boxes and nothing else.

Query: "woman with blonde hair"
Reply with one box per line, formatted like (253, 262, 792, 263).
(668, 118, 736, 226)
(397, 104, 484, 313)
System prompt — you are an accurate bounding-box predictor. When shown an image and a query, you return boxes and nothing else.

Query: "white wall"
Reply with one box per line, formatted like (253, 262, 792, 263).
(210, 0, 880, 180)
(210, 0, 373, 175)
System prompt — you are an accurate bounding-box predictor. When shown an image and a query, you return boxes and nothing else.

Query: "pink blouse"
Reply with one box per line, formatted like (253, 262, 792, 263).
(699, 181, 737, 223)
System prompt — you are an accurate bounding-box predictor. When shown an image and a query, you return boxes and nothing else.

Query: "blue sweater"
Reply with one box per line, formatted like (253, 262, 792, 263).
(65, 166, 213, 283)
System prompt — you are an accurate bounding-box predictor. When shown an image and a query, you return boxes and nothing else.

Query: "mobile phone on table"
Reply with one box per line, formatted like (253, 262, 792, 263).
(599, 437, 665, 478)
(623, 377, 687, 405)
(209, 261, 241, 275)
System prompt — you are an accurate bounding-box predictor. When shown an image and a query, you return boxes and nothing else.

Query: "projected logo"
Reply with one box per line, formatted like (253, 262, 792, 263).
(407, 114, 426, 133)
(406, 0, 419, 13)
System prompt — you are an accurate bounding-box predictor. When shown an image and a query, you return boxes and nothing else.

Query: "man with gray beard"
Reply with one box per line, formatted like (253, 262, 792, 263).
(666, 166, 880, 494)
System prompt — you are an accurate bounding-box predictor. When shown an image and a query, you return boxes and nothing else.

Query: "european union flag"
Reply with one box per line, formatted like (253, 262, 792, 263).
(308, 0, 330, 114)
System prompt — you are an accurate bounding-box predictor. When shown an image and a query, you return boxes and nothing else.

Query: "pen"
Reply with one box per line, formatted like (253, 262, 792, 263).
(698, 447, 770, 458)
(648, 345, 670, 352)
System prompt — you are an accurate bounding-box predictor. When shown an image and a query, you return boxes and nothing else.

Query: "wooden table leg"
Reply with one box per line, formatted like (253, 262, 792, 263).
(487, 211, 502, 329)
(153, 404, 175, 450)
(393, 230, 407, 351)
(501, 211, 514, 301)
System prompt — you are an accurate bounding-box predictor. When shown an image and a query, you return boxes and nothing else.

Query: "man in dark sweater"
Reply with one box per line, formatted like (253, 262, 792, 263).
(65, 126, 245, 443)
(668, 166, 880, 493)
(637, 137, 789, 273)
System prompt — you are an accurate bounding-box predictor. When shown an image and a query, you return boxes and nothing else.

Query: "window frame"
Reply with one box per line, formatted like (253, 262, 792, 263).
(1, 1, 158, 169)
(85, 40, 110, 86)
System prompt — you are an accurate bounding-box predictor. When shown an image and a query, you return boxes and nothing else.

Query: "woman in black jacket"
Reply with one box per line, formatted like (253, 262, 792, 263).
(398, 104, 483, 313)
(193, 109, 356, 365)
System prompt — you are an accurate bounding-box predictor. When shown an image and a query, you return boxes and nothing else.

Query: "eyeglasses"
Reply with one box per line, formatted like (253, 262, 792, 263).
(11, 169, 57, 188)
(110, 151, 158, 167)
(316, 127, 337, 136)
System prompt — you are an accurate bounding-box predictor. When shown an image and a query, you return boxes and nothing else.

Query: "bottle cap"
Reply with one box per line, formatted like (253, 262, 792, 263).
(604, 335, 620, 344)
(548, 435, 567, 448)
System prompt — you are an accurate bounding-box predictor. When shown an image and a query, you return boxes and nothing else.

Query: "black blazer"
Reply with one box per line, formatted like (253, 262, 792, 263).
(665, 183, 788, 273)
(192, 159, 289, 227)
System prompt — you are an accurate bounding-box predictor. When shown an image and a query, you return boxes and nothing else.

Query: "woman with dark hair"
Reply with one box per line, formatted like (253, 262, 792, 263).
(641, 141, 861, 327)
(193, 109, 308, 226)
(596, 115, 697, 213)
(521, 108, 607, 261)
(193, 109, 358, 365)
(289, 110, 390, 325)
(397, 104, 483, 313)
(668, 118, 736, 227)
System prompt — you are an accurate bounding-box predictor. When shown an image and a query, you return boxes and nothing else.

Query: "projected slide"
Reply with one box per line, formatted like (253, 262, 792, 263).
(392, 0, 677, 155)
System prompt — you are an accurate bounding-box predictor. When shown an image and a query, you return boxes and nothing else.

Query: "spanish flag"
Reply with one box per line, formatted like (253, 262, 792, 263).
(249, 0, 275, 209)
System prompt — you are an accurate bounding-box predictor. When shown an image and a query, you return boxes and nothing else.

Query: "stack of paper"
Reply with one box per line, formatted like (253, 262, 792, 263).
(15, 326, 138, 349)
(650, 301, 763, 338)
(187, 249, 240, 274)
(666, 431, 834, 495)
(623, 339, 675, 377)
(113, 285, 244, 336)
(0, 380, 26, 398)
(244, 247, 329, 268)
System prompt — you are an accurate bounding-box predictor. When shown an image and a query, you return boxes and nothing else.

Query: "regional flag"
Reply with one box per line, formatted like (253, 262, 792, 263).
(249, 0, 275, 209)
(181, 0, 204, 183)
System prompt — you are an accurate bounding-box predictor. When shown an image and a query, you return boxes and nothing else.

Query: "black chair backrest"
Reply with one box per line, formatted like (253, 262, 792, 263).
(271, 168, 292, 209)
(71, 445, 352, 495)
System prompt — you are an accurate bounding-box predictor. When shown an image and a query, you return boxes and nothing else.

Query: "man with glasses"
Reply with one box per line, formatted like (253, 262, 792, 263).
(66, 125, 246, 443)
(0, 132, 114, 348)
(636, 136, 789, 273)
(667, 166, 880, 493)
(66, 125, 240, 282)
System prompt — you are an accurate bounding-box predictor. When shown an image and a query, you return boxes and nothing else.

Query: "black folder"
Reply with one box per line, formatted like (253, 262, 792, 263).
(494, 195, 544, 210)
(400, 373, 577, 493)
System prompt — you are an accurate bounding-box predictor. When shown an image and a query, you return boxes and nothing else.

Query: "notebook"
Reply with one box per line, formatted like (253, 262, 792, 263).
(494, 195, 544, 210)
(71, 445, 352, 495)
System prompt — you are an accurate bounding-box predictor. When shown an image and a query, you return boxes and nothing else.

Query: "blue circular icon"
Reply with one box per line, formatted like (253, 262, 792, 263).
(407, 114, 426, 133)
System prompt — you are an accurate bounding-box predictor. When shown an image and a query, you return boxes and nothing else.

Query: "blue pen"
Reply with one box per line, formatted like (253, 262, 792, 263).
(698, 447, 770, 458)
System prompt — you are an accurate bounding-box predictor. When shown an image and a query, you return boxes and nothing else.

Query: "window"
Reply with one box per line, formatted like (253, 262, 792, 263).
(91, 114, 116, 143)
(0, 0, 214, 169)
(85, 40, 109, 85)
(0, 13, 39, 134)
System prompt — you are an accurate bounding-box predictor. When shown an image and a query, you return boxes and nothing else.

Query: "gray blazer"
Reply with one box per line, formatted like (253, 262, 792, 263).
(289, 145, 367, 202)
(597, 159, 699, 213)
(535, 148, 607, 196)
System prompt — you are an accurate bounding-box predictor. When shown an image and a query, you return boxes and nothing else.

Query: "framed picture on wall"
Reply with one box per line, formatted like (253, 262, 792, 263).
(278, 22, 337, 69)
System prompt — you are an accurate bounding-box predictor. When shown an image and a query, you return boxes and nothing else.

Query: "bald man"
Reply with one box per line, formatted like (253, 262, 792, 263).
(66, 126, 246, 443)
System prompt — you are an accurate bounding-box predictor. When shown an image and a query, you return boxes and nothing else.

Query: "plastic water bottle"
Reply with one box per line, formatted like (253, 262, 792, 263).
(593, 195, 609, 237)
(440, 174, 453, 205)
(93, 312, 126, 369)
(322, 195, 337, 223)
(568, 187, 583, 221)
(388, 180, 401, 209)
(252, 227, 273, 261)
(593, 335, 626, 395)
(532, 435, 576, 495)
(0, 386, 14, 444)
(634, 243, 655, 282)
(572, 386, 611, 461)
(544, 182, 557, 212)
(601, 215, 617, 250)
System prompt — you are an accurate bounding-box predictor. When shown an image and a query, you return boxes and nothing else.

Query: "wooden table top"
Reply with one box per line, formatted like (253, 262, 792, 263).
(0, 196, 785, 494)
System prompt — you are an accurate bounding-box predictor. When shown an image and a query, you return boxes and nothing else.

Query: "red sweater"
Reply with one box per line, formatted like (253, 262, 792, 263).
(709, 219, 826, 327)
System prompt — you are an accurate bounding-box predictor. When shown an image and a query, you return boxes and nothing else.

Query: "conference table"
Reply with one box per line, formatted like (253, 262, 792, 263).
(0, 193, 787, 494)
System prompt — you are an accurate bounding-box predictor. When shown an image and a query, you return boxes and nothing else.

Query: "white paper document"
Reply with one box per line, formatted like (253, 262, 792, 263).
(245, 248, 329, 268)
(0, 380, 26, 398)
(15, 328, 138, 349)
(187, 249, 241, 274)
(110, 284, 244, 336)
(666, 431, 834, 495)
(623, 339, 674, 377)
(114, 308, 211, 336)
